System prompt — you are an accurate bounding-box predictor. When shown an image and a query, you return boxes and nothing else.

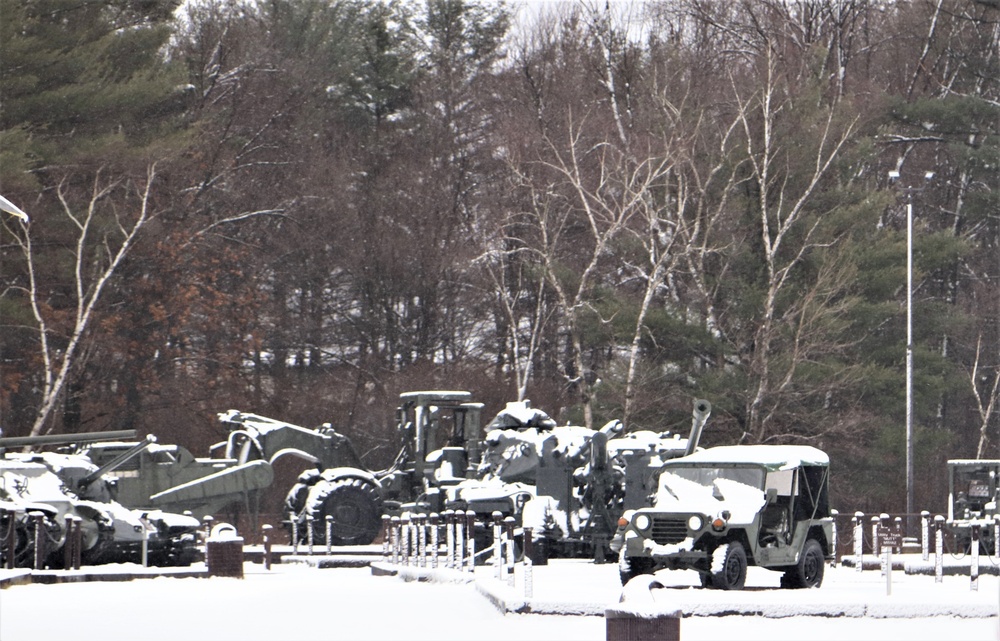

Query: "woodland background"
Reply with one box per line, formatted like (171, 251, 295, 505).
(1, 0, 997, 516)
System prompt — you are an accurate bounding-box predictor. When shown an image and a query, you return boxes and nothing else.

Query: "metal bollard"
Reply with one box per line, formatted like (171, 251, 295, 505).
(382, 515, 391, 561)
(262, 524, 273, 570)
(466, 511, 476, 573)
(72, 516, 82, 570)
(326, 515, 333, 555)
(4, 510, 15, 570)
(31, 512, 45, 570)
(307, 514, 315, 554)
(289, 512, 299, 554)
(204, 515, 215, 566)
(455, 510, 465, 570)
(854, 512, 864, 572)
(430, 513, 439, 569)
(971, 522, 980, 592)
(934, 515, 944, 583)
(401, 516, 411, 566)
(830, 509, 838, 567)
(492, 511, 503, 581)
(504, 516, 516, 588)
(444, 510, 455, 569)
(141, 515, 149, 568)
(871, 515, 881, 558)
(522, 527, 534, 598)
(921, 511, 930, 561)
(417, 514, 427, 568)
(994, 516, 1000, 559)
(390, 516, 400, 566)
(64, 515, 73, 570)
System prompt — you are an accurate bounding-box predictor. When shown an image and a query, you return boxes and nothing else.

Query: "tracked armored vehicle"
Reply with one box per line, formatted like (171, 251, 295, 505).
(0, 431, 200, 568)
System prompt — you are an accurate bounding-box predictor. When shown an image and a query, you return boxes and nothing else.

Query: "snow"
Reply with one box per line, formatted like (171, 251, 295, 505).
(677, 444, 829, 468)
(2, 553, 998, 640)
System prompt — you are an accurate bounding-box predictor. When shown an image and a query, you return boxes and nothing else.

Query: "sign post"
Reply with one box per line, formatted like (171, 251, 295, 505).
(878, 525, 902, 595)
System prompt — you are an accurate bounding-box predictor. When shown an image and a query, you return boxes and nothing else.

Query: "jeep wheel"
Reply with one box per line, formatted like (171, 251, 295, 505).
(619, 552, 655, 586)
(709, 541, 747, 590)
(781, 539, 825, 589)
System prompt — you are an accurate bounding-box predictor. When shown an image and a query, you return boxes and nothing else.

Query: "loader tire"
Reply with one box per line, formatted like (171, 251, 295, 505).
(306, 478, 383, 546)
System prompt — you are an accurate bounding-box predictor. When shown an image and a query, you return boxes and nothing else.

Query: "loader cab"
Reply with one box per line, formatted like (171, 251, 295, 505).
(395, 391, 484, 496)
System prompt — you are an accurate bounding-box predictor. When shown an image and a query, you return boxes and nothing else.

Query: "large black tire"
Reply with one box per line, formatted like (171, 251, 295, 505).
(306, 478, 383, 546)
(619, 551, 655, 586)
(709, 541, 747, 590)
(780, 539, 825, 589)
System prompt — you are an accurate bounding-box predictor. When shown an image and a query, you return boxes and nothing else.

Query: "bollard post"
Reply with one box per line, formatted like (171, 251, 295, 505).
(410, 515, 419, 566)
(64, 515, 73, 570)
(204, 515, 215, 567)
(921, 511, 930, 561)
(401, 516, 411, 566)
(830, 509, 838, 567)
(262, 524, 273, 570)
(382, 515, 391, 561)
(141, 515, 149, 568)
(971, 522, 980, 592)
(326, 515, 333, 555)
(4, 510, 15, 570)
(466, 511, 476, 573)
(455, 510, 466, 571)
(390, 516, 400, 565)
(523, 527, 534, 598)
(854, 512, 864, 572)
(492, 511, 503, 581)
(430, 513, 439, 569)
(934, 515, 944, 584)
(72, 516, 82, 570)
(31, 512, 45, 570)
(504, 516, 516, 588)
(416, 514, 426, 568)
(289, 512, 299, 554)
(444, 510, 455, 569)
(871, 515, 880, 559)
(306, 514, 315, 555)
(994, 515, 1000, 560)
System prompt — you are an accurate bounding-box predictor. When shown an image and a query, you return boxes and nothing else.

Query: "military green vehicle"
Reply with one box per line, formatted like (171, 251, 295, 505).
(238, 390, 485, 546)
(0, 431, 200, 568)
(946, 458, 1000, 553)
(439, 399, 710, 564)
(612, 444, 833, 590)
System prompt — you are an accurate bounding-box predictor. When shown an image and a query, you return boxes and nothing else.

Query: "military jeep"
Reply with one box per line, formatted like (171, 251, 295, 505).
(611, 445, 833, 590)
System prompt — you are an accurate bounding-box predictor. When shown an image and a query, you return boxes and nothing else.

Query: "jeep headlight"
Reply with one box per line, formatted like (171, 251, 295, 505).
(633, 514, 651, 531)
(687, 515, 704, 532)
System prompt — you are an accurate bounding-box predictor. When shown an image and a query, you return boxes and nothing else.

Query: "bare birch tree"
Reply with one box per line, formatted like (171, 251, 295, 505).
(10, 164, 160, 438)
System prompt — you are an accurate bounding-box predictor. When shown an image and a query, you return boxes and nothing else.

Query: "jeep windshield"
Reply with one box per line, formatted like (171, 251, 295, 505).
(654, 464, 767, 521)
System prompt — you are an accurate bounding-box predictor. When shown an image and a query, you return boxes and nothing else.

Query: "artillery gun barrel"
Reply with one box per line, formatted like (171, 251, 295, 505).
(0, 429, 138, 450)
(684, 399, 712, 457)
(78, 434, 157, 488)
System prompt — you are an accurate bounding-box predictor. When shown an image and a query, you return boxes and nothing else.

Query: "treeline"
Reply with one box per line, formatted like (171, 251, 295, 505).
(1, 0, 997, 513)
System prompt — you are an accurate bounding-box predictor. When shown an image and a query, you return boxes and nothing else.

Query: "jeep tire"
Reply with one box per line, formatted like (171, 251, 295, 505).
(780, 538, 825, 589)
(710, 541, 747, 590)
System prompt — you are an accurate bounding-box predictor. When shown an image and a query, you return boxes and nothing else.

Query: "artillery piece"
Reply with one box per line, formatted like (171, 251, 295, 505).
(437, 399, 712, 563)
(0, 431, 200, 568)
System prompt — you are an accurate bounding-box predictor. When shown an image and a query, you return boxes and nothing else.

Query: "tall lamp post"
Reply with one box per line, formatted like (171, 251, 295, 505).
(889, 169, 934, 534)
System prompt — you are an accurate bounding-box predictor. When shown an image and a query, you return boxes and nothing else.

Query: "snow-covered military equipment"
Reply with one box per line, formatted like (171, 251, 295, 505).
(946, 459, 1000, 553)
(230, 390, 484, 546)
(440, 399, 710, 564)
(0, 431, 200, 568)
(76, 433, 274, 520)
(612, 444, 833, 590)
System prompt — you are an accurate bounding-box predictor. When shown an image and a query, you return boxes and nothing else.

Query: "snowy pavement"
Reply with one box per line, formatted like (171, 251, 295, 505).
(1, 556, 999, 640)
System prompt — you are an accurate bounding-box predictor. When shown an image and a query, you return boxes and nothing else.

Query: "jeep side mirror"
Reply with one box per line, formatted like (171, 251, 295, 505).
(766, 488, 778, 503)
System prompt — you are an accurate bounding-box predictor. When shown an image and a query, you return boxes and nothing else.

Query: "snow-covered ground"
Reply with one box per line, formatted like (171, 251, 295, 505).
(1, 556, 998, 640)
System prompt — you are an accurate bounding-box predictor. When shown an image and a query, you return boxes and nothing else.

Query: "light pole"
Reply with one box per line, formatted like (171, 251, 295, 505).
(889, 169, 934, 534)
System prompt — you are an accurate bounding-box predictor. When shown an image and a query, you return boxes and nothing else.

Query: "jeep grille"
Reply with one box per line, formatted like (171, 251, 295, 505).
(650, 516, 689, 545)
